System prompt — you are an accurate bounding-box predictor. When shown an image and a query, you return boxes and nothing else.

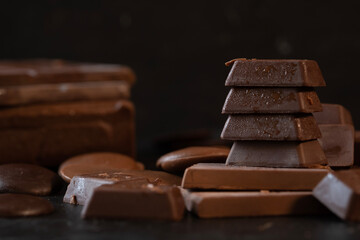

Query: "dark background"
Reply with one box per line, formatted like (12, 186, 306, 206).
(1, 0, 360, 155)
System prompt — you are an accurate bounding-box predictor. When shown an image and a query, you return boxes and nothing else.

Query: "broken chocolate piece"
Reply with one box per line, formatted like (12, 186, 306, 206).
(225, 59, 325, 87)
(182, 163, 329, 190)
(0, 163, 61, 195)
(313, 104, 353, 125)
(181, 189, 329, 218)
(221, 114, 321, 141)
(64, 170, 182, 205)
(0, 193, 54, 217)
(313, 169, 360, 221)
(0, 59, 135, 86)
(222, 88, 322, 114)
(318, 124, 354, 167)
(156, 146, 229, 173)
(0, 100, 135, 167)
(0, 81, 130, 106)
(81, 182, 185, 221)
(59, 152, 144, 183)
(226, 140, 327, 168)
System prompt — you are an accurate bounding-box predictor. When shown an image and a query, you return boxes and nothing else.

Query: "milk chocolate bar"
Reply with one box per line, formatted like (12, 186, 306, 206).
(0, 100, 135, 167)
(81, 182, 185, 221)
(318, 124, 354, 167)
(181, 189, 329, 218)
(222, 88, 322, 114)
(182, 163, 329, 190)
(313, 104, 353, 125)
(0, 81, 130, 106)
(313, 169, 360, 221)
(226, 140, 327, 168)
(0, 59, 135, 86)
(221, 114, 321, 141)
(64, 170, 182, 205)
(225, 59, 326, 87)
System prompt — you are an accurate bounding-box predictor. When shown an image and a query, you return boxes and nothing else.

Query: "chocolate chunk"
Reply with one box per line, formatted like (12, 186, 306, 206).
(0, 163, 61, 195)
(222, 88, 322, 114)
(226, 140, 327, 168)
(314, 104, 353, 125)
(0, 100, 135, 167)
(0, 193, 54, 217)
(64, 170, 182, 205)
(221, 114, 321, 141)
(0, 59, 135, 86)
(318, 124, 354, 167)
(181, 189, 329, 218)
(313, 169, 360, 221)
(156, 146, 230, 173)
(59, 152, 144, 183)
(182, 163, 329, 190)
(0, 81, 130, 106)
(225, 59, 325, 87)
(81, 182, 185, 221)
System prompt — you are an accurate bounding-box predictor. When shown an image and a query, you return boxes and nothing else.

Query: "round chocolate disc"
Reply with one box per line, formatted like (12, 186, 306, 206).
(59, 152, 144, 183)
(0, 193, 54, 217)
(0, 163, 62, 195)
(156, 146, 230, 173)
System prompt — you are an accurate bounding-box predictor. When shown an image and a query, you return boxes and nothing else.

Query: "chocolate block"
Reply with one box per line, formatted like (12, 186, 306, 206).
(221, 114, 321, 141)
(313, 169, 360, 221)
(314, 104, 353, 125)
(181, 189, 329, 218)
(0, 59, 135, 86)
(318, 124, 354, 167)
(222, 88, 322, 114)
(81, 182, 185, 221)
(0, 81, 130, 106)
(0, 100, 135, 167)
(225, 59, 325, 87)
(64, 170, 182, 205)
(226, 140, 327, 168)
(182, 163, 329, 190)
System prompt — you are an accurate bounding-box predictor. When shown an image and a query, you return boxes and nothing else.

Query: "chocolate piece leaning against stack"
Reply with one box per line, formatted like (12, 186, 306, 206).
(182, 59, 331, 218)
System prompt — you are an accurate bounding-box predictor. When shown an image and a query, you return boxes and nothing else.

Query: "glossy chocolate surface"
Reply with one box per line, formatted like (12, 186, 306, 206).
(226, 140, 327, 168)
(225, 59, 326, 87)
(222, 88, 322, 114)
(156, 146, 229, 173)
(0, 163, 61, 196)
(221, 114, 321, 141)
(182, 189, 329, 218)
(182, 163, 330, 190)
(0, 193, 54, 217)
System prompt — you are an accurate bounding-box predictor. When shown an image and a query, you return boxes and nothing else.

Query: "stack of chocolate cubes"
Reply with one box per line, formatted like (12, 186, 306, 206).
(181, 59, 332, 218)
(221, 59, 327, 168)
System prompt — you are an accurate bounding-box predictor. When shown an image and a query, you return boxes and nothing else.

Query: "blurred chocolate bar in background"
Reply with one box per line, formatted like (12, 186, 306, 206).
(0, 59, 136, 167)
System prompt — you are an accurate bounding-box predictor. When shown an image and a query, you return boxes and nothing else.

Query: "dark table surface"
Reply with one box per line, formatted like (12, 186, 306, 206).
(1, 187, 360, 240)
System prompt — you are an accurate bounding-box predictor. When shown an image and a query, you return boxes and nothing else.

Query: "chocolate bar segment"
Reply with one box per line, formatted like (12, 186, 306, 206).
(313, 169, 360, 221)
(221, 114, 321, 141)
(64, 170, 182, 205)
(181, 189, 329, 218)
(182, 163, 330, 190)
(222, 88, 322, 114)
(0, 59, 135, 86)
(225, 59, 325, 87)
(0, 81, 130, 106)
(313, 104, 353, 125)
(226, 140, 327, 168)
(81, 182, 185, 221)
(318, 124, 354, 167)
(0, 100, 135, 167)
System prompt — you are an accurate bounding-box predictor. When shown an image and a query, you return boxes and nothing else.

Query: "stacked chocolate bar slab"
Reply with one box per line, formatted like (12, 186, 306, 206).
(181, 59, 332, 218)
(0, 59, 136, 167)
